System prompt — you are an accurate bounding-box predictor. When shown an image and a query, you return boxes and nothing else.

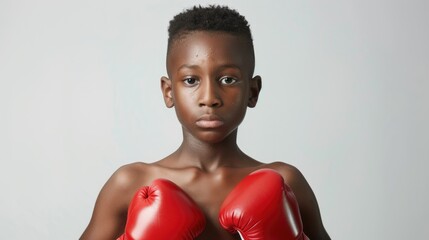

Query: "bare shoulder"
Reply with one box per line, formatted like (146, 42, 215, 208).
(109, 162, 152, 188)
(263, 161, 331, 240)
(256, 161, 308, 198)
(263, 161, 304, 184)
(80, 162, 153, 240)
(100, 162, 153, 202)
(98, 161, 159, 208)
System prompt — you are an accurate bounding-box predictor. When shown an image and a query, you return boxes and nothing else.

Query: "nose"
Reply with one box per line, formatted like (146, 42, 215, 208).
(198, 80, 222, 108)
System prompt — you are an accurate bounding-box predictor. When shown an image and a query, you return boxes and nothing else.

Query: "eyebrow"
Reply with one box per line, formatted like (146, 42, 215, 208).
(177, 63, 241, 71)
(177, 64, 199, 71)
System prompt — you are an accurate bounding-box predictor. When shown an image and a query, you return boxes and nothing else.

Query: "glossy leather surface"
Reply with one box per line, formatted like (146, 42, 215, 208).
(118, 179, 206, 240)
(219, 169, 309, 240)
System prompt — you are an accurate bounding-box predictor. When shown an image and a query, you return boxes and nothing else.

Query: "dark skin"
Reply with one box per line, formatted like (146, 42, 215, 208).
(81, 31, 330, 240)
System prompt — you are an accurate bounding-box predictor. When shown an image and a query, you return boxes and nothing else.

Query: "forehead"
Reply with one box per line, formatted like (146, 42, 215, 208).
(167, 31, 254, 76)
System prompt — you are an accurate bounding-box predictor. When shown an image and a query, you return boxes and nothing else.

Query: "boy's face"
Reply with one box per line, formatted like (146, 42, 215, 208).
(161, 31, 261, 143)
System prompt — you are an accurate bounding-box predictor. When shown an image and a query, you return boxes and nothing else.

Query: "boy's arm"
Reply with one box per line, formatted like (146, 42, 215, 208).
(273, 163, 331, 240)
(80, 166, 136, 240)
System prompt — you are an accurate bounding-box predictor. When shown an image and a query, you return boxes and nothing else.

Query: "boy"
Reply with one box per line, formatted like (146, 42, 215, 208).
(81, 5, 330, 240)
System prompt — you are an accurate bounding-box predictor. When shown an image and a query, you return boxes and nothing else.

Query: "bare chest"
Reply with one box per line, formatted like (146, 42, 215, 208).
(179, 175, 242, 240)
(137, 164, 264, 239)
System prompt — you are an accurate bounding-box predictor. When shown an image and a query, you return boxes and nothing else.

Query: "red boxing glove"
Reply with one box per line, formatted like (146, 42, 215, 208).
(117, 179, 206, 240)
(219, 169, 309, 240)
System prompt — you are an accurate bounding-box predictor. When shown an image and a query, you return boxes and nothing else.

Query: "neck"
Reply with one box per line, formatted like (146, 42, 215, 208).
(174, 129, 245, 172)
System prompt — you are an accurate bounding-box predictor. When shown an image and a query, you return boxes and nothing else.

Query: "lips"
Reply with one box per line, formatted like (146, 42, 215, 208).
(196, 114, 224, 128)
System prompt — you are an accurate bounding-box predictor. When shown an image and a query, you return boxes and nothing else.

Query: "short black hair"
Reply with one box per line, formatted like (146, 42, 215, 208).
(167, 5, 253, 50)
(166, 5, 255, 75)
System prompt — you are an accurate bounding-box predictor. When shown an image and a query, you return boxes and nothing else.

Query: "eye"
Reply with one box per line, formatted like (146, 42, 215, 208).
(219, 76, 237, 85)
(183, 77, 199, 86)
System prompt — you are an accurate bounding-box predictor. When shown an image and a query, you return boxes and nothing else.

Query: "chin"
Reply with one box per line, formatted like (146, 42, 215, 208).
(196, 126, 241, 144)
(196, 131, 230, 144)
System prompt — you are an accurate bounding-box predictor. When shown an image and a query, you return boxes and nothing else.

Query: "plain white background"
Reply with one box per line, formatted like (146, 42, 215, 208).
(1, 0, 428, 239)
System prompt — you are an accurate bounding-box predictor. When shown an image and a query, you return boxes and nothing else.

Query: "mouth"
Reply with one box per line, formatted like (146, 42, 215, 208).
(196, 114, 225, 128)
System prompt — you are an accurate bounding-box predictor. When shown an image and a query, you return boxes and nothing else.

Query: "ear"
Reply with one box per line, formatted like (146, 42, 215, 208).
(160, 76, 174, 108)
(248, 75, 262, 108)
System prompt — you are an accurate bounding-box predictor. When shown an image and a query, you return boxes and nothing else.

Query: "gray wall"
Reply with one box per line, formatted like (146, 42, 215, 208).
(1, 0, 428, 239)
